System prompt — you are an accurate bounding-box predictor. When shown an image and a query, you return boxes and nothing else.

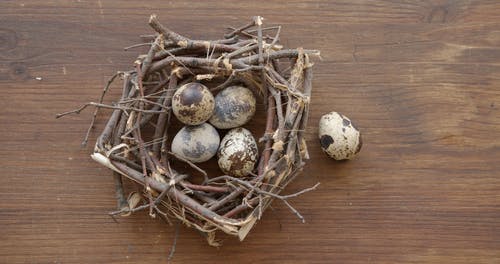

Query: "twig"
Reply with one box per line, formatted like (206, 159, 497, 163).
(55, 102, 166, 118)
(124, 42, 152, 51)
(224, 20, 255, 39)
(149, 49, 319, 73)
(209, 176, 320, 200)
(141, 35, 164, 77)
(168, 151, 208, 184)
(283, 200, 305, 223)
(152, 73, 177, 156)
(76, 72, 121, 146)
(167, 221, 180, 263)
(149, 14, 236, 53)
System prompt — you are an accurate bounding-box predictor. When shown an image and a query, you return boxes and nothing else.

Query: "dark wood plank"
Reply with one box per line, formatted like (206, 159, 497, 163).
(1, 0, 499, 263)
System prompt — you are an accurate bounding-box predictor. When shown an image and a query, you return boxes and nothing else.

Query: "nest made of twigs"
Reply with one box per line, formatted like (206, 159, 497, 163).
(61, 15, 320, 246)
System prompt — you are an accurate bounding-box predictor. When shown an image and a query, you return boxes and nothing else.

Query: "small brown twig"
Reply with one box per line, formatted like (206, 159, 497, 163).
(124, 42, 152, 51)
(152, 73, 177, 157)
(224, 20, 256, 39)
(75, 72, 122, 146)
(167, 221, 180, 263)
(168, 151, 208, 184)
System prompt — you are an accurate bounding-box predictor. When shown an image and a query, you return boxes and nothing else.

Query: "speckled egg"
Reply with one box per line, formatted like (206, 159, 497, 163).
(172, 82, 215, 125)
(209, 86, 256, 129)
(171, 123, 220, 163)
(217, 128, 258, 177)
(318, 111, 362, 160)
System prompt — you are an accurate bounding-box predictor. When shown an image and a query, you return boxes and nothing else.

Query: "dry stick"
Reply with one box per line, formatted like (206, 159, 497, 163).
(246, 26, 281, 34)
(84, 72, 122, 147)
(142, 35, 164, 78)
(209, 176, 319, 201)
(297, 54, 313, 160)
(148, 73, 171, 95)
(110, 154, 142, 171)
(118, 98, 170, 110)
(95, 75, 135, 150)
(140, 34, 157, 41)
(153, 46, 197, 61)
(124, 42, 152, 51)
(159, 121, 170, 167)
(121, 74, 182, 137)
(109, 173, 188, 216)
(167, 221, 180, 264)
(154, 36, 240, 61)
(54, 72, 120, 146)
(232, 39, 257, 47)
(266, 26, 281, 51)
(180, 181, 230, 193)
(207, 187, 244, 211)
(148, 151, 169, 175)
(223, 197, 259, 218)
(243, 85, 283, 202)
(211, 35, 239, 44)
(121, 110, 160, 139)
(282, 200, 305, 223)
(110, 161, 243, 226)
(257, 94, 276, 181)
(211, 175, 319, 223)
(270, 86, 285, 137)
(224, 20, 255, 39)
(111, 74, 134, 212)
(55, 101, 165, 118)
(130, 74, 177, 129)
(255, 16, 268, 104)
(225, 43, 258, 60)
(149, 14, 236, 53)
(210, 72, 236, 92)
(152, 73, 177, 157)
(168, 151, 208, 184)
(134, 63, 157, 216)
(149, 49, 319, 73)
(226, 27, 275, 41)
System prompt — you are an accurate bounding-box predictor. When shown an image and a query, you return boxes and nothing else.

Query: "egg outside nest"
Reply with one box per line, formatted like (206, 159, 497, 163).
(318, 111, 362, 160)
(172, 82, 215, 125)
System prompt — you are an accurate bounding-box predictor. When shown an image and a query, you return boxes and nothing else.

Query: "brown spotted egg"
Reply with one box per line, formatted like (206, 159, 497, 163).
(172, 82, 215, 125)
(318, 111, 362, 160)
(218, 128, 258, 177)
(171, 123, 220, 163)
(209, 86, 256, 129)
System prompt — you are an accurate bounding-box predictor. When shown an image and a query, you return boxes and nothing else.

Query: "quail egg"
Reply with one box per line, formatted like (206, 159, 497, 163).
(318, 111, 362, 160)
(209, 86, 256, 129)
(218, 127, 258, 177)
(172, 82, 215, 125)
(171, 123, 220, 163)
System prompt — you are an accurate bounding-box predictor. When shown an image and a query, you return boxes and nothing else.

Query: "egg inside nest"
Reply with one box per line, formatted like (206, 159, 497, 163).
(164, 81, 267, 183)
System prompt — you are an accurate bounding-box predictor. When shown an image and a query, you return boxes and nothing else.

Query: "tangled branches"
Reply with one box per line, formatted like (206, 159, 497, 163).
(58, 15, 320, 246)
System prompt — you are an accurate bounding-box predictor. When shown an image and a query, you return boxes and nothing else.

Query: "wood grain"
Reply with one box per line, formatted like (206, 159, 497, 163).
(1, 1, 499, 263)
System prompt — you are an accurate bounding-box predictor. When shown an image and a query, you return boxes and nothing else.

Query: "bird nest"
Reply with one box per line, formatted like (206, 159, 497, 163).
(59, 15, 320, 246)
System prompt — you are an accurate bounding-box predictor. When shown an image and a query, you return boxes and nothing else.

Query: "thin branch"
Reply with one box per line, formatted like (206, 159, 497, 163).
(55, 102, 166, 118)
(167, 221, 180, 263)
(124, 42, 152, 51)
(168, 151, 208, 184)
(224, 20, 256, 39)
(79, 72, 121, 146)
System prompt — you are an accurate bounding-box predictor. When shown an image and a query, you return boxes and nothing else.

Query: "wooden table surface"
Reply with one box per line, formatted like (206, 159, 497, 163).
(2, 1, 499, 263)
